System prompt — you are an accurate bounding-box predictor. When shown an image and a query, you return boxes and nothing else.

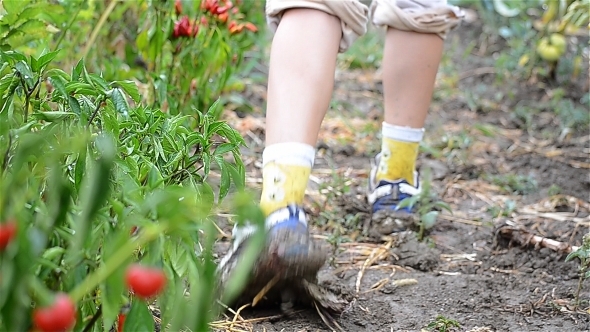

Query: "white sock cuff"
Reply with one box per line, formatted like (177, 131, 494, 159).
(382, 122, 424, 142)
(262, 142, 316, 167)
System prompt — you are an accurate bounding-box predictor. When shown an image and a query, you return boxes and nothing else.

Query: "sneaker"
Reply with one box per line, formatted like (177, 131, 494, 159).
(217, 205, 326, 307)
(366, 153, 421, 236)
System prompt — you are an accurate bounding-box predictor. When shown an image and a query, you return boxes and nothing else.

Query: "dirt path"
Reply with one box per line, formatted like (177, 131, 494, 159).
(219, 11, 590, 332)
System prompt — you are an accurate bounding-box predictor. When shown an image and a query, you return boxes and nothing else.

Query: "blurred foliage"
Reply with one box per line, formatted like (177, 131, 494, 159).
(0, 0, 269, 331)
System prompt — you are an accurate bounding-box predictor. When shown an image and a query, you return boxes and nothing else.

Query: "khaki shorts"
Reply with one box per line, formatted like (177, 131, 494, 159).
(266, 0, 465, 52)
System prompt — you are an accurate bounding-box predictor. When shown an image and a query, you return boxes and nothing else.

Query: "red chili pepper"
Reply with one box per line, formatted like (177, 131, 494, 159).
(174, 0, 182, 15)
(217, 12, 228, 23)
(117, 313, 126, 332)
(0, 220, 17, 251)
(243, 22, 258, 33)
(33, 294, 77, 332)
(216, 5, 229, 15)
(203, 0, 219, 14)
(172, 16, 193, 39)
(125, 264, 167, 300)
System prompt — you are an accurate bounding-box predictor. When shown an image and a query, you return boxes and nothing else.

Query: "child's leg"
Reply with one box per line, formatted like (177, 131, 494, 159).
(374, 29, 444, 186)
(258, 1, 368, 220)
(224, 2, 369, 269)
(382, 30, 443, 128)
(368, 0, 463, 235)
(265, 9, 341, 147)
(259, 9, 341, 217)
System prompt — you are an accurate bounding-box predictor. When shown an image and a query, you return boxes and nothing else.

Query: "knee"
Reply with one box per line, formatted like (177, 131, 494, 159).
(265, 0, 370, 52)
(370, 0, 465, 39)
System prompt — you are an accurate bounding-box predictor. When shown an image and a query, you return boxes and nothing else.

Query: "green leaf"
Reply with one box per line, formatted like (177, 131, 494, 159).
(15, 4, 44, 22)
(1, 50, 27, 63)
(185, 132, 204, 147)
(225, 161, 244, 190)
(397, 195, 420, 210)
(434, 201, 453, 213)
(48, 76, 67, 98)
(45, 68, 70, 81)
(68, 96, 81, 115)
(147, 26, 164, 63)
(65, 82, 97, 96)
(31, 50, 60, 73)
(32, 111, 76, 122)
(74, 145, 87, 193)
(2, 0, 28, 14)
(68, 135, 115, 263)
(202, 153, 211, 179)
(123, 301, 155, 332)
(207, 98, 223, 119)
(154, 75, 167, 106)
(204, 121, 222, 139)
(421, 211, 438, 230)
(135, 30, 149, 54)
(4, 20, 47, 48)
(152, 136, 166, 162)
(89, 74, 108, 94)
(89, 74, 109, 94)
(147, 163, 164, 189)
(213, 142, 235, 156)
(14, 61, 35, 87)
(115, 80, 141, 103)
(101, 230, 130, 330)
(110, 88, 129, 116)
(565, 251, 580, 262)
(215, 155, 230, 201)
(0, 72, 15, 97)
(9, 121, 35, 136)
(101, 108, 119, 135)
(82, 61, 93, 85)
(72, 58, 84, 81)
(46, 165, 73, 231)
(194, 182, 215, 215)
(220, 193, 265, 305)
(217, 123, 245, 146)
(168, 243, 190, 277)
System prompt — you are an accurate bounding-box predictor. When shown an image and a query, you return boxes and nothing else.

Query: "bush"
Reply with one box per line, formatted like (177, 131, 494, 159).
(0, 0, 267, 331)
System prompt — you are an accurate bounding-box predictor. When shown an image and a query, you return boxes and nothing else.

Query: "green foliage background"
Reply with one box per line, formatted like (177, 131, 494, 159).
(0, 0, 268, 331)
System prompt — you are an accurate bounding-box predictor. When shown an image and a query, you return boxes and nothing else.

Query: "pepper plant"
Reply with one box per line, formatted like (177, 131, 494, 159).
(0, 41, 263, 332)
(121, 0, 263, 116)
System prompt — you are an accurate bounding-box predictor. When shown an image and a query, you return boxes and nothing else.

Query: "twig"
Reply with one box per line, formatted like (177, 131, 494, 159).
(81, 0, 121, 60)
(458, 67, 496, 80)
(515, 209, 590, 225)
(54, 7, 82, 50)
(87, 96, 104, 127)
(251, 274, 280, 307)
(22, 78, 40, 123)
(2, 132, 12, 172)
(82, 305, 102, 332)
(439, 213, 484, 226)
(313, 301, 344, 332)
(355, 240, 392, 294)
(496, 225, 580, 253)
(229, 303, 250, 330)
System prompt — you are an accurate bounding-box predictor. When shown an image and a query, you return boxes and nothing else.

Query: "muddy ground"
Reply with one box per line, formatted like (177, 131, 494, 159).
(216, 8, 590, 332)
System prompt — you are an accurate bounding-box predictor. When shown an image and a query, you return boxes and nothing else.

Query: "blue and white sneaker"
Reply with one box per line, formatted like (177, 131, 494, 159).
(367, 153, 422, 236)
(217, 205, 326, 306)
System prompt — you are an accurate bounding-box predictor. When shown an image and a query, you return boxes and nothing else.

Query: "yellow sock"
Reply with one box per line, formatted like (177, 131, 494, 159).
(375, 137, 419, 186)
(260, 162, 311, 216)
